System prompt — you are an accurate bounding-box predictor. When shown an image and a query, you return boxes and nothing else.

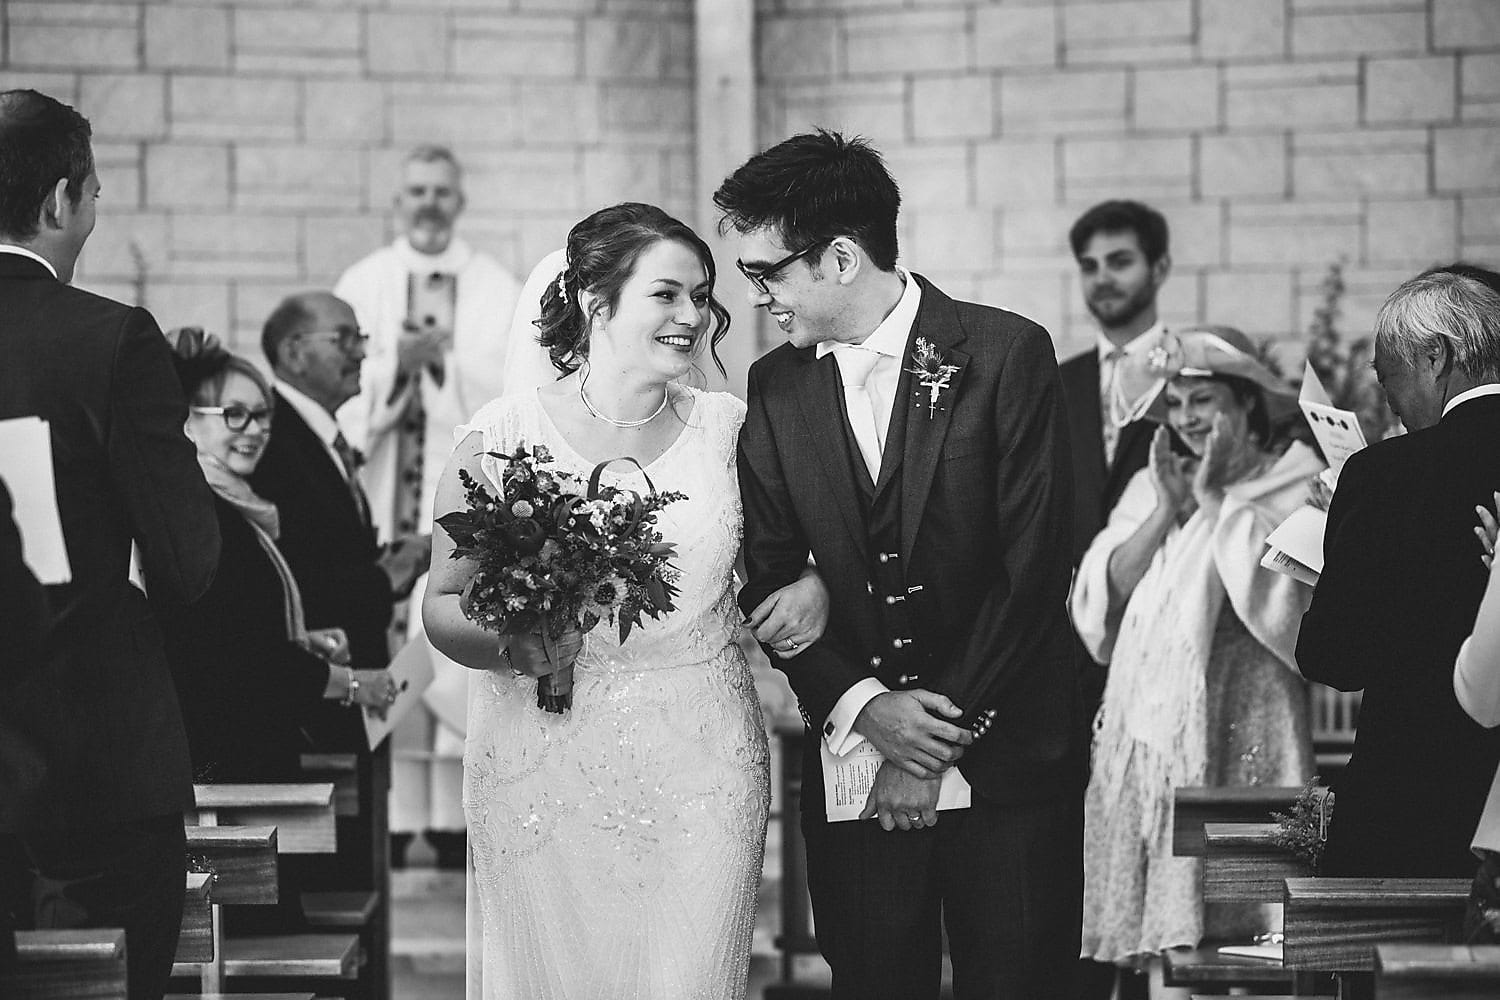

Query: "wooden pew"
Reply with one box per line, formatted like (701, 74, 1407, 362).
(1282, 877, 1469, 972)
(1172, 786, 1303, 857)
(299, 753, 359, 818)
(189, 784, 336, 854)
(176, 872, 214, 963)
(1, 929, 127, 999)
(1375, 943, 1500, 999)
(186, 824, 279, 905)
(1202, 822, 1314, 903)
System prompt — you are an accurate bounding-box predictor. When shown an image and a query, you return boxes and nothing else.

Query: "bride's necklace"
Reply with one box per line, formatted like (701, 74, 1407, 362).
(579, 383, 669, 428)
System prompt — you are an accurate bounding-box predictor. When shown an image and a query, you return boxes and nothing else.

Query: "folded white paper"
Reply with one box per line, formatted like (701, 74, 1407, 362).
(1261, 505, 1328, 585)
(1215, 942, 1282, 963)
(821, 738, 972, 822)
(363, 635, 437, 751)
(0, 416, 71, 584)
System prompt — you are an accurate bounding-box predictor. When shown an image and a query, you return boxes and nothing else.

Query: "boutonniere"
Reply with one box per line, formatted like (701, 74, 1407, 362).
(906, 337, 961, 419)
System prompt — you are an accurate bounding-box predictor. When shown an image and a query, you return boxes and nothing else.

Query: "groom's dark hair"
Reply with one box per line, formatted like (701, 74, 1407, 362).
(714, 129, 901, 271)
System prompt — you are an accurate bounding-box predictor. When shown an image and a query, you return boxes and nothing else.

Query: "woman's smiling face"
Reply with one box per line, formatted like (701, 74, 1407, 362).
(591, 238, 712, 381)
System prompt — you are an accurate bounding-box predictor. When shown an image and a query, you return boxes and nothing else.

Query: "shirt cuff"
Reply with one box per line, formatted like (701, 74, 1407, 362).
(822, 677, 890, 756)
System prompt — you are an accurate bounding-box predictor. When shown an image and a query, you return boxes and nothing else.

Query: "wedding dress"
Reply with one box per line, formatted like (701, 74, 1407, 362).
(457, 386, 769, 1000)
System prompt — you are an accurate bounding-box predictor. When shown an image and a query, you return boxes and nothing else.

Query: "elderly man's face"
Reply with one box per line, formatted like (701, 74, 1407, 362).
(1374, 339, 1444, 432)
(395, 158, 464, 254)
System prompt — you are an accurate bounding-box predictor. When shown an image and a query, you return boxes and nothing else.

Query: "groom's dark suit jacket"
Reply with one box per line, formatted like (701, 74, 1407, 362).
(1297, 394, 1500, 877)
(251, 391, 393, 750)
(0, 253, 220, 831)
(739, 275, 1082, 803)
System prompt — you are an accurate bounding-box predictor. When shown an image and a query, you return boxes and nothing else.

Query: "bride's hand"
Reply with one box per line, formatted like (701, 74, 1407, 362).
(749, 568, 830, 659)
(503, 631, 583, 678)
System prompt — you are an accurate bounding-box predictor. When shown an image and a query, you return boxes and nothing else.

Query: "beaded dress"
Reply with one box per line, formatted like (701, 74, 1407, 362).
(458, 387, 770, 1000)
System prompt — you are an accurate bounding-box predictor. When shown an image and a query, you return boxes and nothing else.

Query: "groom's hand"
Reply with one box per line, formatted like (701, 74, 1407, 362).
(854, 690, 973, 779)
(859, 761, 943, 831)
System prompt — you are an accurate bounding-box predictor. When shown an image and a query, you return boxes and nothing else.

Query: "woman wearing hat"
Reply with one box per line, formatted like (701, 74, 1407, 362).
(1070, 326, 1321, 990)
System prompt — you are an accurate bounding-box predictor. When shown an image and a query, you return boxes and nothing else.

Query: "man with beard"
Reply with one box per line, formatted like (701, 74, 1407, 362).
(1060, 199, 1170, 1000)
(334, 145, 520, 869)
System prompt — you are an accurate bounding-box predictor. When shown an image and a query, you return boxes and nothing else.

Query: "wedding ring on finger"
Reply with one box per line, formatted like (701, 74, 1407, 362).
(782, 639, 799, 652)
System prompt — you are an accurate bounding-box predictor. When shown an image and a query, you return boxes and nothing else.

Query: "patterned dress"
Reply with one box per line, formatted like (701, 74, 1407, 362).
(458, 387, 770, 999)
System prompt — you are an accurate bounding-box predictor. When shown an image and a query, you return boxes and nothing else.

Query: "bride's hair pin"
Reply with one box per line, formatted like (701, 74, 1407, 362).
(556, 270, 567, 298)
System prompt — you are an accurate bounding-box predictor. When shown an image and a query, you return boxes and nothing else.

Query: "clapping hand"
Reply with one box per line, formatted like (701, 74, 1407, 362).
(397, 322, 448, 376)
(1475, 491, 1500, 569)
(1193, 412, 1262, 504)
(858, 760, 943, 831)
(1150, 426, 1197, 521)
(748, 570, 830, 659)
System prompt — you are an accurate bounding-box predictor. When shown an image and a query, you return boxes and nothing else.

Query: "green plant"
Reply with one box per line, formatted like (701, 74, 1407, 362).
(1270, 776, 1333, 872)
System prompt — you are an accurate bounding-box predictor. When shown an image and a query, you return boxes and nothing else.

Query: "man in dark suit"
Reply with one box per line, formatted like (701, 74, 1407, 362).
(1058, 200, 1170, 1000)
(1298, 266, 1500, 878)
(723, 131, 1082, 999)
(250, 292, 424, 898)
(0, 89, 220, 1000)
(251, 291, 426, 748)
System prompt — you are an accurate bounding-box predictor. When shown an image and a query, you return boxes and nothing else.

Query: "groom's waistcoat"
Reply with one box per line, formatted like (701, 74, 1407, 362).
(835, 368, 929, 693)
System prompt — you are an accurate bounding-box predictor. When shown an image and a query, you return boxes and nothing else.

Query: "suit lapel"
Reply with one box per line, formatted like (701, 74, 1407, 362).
(900, 277, 969, 565)
(791, 350, 869, 546)
(274, 393, 365, 528)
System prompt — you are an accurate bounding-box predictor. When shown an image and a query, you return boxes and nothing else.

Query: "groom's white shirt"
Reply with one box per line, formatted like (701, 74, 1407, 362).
(815, 266, 921, 757)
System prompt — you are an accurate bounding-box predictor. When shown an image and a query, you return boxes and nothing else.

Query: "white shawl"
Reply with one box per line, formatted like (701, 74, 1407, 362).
(1071, 441, 1324, 839)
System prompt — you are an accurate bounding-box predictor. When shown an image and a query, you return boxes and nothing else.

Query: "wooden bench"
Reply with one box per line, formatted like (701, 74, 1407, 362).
(176, 871, 214, 963)
(1281, 877, 1469, 972)
(1, 928, 127, 999)
(1202, 822, 1314, 903)
(301, 890, 380, 929)
(189, 784, 336, 854)
(167, 994, 314, 1000)
(1172, 787, 1303, 857)
(299, 752, 360, 818)
(186, 824, 279, 905)
(1375, 943, 1500, 999)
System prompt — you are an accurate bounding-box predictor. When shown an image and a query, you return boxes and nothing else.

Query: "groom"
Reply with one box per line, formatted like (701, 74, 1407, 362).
(722, 131, 1084, 999)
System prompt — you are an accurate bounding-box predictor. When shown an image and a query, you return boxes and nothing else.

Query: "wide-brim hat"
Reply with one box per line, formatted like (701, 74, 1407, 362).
(1135, 325, 1300, 424)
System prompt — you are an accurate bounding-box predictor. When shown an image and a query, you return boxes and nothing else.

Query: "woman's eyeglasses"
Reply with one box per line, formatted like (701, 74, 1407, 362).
(191, 404, 272, 432)
(735, 240, 831, 295)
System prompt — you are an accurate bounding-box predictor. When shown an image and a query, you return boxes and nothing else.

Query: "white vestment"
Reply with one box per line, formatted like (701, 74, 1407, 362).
(335, 236, 522, 833)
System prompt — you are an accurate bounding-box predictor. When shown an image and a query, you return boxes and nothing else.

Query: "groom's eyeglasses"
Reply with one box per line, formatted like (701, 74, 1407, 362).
(736, 240, 831, 295)
(191, 404, 273, 432)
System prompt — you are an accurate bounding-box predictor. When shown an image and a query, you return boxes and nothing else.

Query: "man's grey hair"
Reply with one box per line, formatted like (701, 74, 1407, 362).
(1374, 269, 1500, 379)
(404, 143, 462, 179)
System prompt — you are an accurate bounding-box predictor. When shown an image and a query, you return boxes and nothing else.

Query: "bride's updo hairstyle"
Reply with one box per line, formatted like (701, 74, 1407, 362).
(534, 202, 731, 378)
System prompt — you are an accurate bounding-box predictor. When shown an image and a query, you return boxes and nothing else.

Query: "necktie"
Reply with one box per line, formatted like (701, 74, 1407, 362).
(1101, 346, 1124, 465)
(834, 346, 885, 481)
(332, 431, 371, 526)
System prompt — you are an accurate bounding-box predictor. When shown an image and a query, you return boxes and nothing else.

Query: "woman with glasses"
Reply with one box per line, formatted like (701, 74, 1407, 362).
(157, 328, 399, 788)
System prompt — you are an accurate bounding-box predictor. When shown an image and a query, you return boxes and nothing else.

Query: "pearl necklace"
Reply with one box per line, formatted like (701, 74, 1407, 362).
(579, 384, 669, 428)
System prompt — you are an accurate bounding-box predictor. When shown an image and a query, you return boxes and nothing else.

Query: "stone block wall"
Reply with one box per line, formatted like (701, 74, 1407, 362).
(1, 0, 695, 348)
(757, 0, 1500, 358)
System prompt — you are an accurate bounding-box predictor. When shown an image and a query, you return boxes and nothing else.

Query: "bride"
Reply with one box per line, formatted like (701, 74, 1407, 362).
(423, 203, 827, 999)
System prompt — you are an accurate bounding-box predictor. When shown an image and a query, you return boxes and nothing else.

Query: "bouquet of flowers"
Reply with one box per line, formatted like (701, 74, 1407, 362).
(1271, 776, 1334, 873)
(436, 443, 686, 713)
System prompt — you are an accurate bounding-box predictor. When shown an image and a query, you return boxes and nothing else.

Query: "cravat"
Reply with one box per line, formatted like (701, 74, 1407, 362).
(332, 431, 372, 527)
(833, 346, 885, 482)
